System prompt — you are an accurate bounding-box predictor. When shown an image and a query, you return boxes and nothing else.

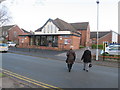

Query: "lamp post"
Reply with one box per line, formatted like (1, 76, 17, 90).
(96, 0, 99, 61)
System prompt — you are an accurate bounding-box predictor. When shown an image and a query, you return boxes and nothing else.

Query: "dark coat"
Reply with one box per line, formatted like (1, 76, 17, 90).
(81, 50, 92, 63)
(66, 49, 76, 64)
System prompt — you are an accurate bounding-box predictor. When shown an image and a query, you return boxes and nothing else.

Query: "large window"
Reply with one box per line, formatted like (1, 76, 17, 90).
(52, 36, 58, 47)
(30, 35, 58, 47)
(35, 36, 41, 46)
(40, 36, 47, 46)
(30, 36, 35, 45)
(47, 36, 52, 47)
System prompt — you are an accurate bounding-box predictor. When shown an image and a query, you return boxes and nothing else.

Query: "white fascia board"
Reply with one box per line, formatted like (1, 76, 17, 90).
(35, 31, 71, 35)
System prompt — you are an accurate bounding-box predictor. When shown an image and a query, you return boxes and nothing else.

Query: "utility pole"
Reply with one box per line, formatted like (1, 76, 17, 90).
(96, 0, 99, 61)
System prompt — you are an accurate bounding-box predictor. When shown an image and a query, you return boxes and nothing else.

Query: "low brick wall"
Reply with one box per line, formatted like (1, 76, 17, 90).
(92, 55, 120, 61)
(18, 45, 60, 51)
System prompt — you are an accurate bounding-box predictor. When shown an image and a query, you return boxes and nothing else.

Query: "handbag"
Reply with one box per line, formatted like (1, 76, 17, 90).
(89, 63, 92, 68)
(66, 60, 68, 63)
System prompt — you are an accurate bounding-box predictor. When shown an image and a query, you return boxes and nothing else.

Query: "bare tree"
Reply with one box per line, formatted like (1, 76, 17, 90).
(0, 0, 6, 3)
(0, 6, 9, 26)
(0, 4, 11, 26)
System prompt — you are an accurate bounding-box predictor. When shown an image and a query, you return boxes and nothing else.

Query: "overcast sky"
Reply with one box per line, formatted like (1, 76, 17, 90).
(1, 0, 119, 33)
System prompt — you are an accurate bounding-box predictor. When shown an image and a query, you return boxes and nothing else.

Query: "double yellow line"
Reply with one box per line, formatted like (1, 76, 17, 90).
(1, 69, 63, 90)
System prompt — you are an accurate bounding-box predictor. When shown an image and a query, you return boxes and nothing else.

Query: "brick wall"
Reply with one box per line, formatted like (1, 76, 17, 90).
(118, 35, 120, 44)
(19, 36, 30, 46)
(72, 36, 80, 49)
(77, 25, 90, 47)
(90, 32, 112, 45)
(8, 25, 28, 44)
(19, 35, 80, 50)
(58, 36, 80, 50)
(98, 32, 112, 44)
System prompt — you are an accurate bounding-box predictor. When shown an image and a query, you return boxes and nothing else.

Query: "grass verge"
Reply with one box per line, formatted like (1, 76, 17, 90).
(0, 73, 6, 77)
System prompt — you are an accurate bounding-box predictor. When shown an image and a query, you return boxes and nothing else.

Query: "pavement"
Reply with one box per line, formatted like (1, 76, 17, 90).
(0, 69, 28, 88)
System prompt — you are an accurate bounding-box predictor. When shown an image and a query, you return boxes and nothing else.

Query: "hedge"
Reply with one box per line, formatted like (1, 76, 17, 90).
(92, 44, 103, 49)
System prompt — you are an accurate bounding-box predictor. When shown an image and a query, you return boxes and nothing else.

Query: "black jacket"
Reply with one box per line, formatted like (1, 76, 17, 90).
(81, 50, 92, 63)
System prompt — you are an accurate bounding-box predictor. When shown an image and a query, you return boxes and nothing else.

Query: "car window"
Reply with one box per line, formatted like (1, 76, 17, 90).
(0, 44, 8, 47)
(109, 46, 120, 51)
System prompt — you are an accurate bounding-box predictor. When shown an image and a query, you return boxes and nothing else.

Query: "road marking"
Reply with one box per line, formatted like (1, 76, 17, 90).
(1, 68, 63, 90)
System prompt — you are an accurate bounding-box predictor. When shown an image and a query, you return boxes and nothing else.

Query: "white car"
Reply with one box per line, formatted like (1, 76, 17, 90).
(101, 44, 120, 55)
(0, 43, 8, 52)
(7, 42, 16, 47)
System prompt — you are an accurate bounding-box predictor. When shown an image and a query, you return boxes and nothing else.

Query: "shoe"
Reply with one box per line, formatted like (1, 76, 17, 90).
(86, 70, 88, 72)
(83, 69, 85, 71)
(69, 69, 71, 72)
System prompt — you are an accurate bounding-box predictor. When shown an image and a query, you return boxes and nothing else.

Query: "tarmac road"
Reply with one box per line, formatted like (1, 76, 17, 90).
(2, 53, 118, 88)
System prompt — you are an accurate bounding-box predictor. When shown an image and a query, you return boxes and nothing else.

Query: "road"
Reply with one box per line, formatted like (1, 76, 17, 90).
(2, 53, 118, 88)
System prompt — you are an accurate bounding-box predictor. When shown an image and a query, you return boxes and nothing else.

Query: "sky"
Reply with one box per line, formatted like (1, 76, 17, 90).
(1, 0, 119, 33)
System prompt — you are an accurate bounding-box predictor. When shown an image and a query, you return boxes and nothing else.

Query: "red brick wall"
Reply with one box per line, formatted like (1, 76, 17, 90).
(19, 36, 30, 46)
(72, 36, 80, 49)
(19, 35, 80, 50)
(118, 35, 120, 44)
(90, 32, 112, 45)
(58, 36, 80, 50)
(8, 25, 28, 44)
(78, 30, 86, 46)
(86, 25, 91, 46)
(98, 33, 112, 44)
(78, 30, 90, 46)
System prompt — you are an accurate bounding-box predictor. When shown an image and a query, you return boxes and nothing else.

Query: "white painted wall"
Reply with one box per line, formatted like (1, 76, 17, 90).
(35, 21, 71, 35)
(112, 31, 118, 43)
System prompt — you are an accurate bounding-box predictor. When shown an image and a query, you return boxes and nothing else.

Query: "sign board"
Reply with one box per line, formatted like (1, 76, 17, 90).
(64, 39, 71, 44)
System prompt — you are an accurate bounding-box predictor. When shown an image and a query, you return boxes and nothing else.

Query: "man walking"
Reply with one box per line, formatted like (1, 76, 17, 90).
(66, 46, 76, 72)
(81, 47, 92, 72)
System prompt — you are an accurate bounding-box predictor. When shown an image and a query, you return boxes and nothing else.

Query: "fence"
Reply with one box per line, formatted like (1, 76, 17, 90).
(92, 55, 120, 61)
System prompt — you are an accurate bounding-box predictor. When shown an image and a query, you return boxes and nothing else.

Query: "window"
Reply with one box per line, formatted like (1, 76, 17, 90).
(51, 25, 53, 33)
(44, 28, 46, 33)
(6, 32, 8, 35)
(53, 36, 58, 47)
(29, 36, 36, 45)
(14, 31, 17, 37)
(55, 27, 57, 33)
(47, 25, 49, 33)
(40, 36, 47, 46)
(35, 36, 41, 45)
(47, 36, 52, 47)
(62, 35, 70, 38)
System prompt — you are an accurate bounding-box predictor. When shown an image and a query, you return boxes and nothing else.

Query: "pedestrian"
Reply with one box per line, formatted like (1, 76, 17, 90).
(66, 46, 76, 72)
(81, 47, 92, 72)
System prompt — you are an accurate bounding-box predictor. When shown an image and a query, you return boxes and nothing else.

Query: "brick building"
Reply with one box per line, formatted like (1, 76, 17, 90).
(19, 18, 83, 50)
(90, 30, 120, 45)
(1, 25, 29, 44)
(70, 22, 90, 47)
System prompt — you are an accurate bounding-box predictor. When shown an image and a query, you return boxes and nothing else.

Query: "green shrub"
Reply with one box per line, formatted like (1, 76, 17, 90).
(92, 44, 103, 49)
(80, 45, 85, 48)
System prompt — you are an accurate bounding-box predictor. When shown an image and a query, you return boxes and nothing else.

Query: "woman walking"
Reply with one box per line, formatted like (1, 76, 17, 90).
(66, 46, 76, 72)
(81, 47, 92, 72)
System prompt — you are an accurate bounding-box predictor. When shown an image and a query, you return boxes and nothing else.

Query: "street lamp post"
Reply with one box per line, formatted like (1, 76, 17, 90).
(96, 0, 99, 61)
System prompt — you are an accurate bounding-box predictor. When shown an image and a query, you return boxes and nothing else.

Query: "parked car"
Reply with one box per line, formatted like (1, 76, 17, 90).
(0, 43, 8, 52)
(7, 42, 16, 47)
(101, 44, 120, 55)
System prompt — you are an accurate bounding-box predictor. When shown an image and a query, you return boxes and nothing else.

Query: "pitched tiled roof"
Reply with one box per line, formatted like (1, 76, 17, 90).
(1, 25, 15, 31)
(53, 18, 77, 32)
(21, 28, 29, 33)
(35, 18, 78, 32)
(35, 18, 91, 36)
(90, 31, 110, 39)
(70, 22, 89, 30)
